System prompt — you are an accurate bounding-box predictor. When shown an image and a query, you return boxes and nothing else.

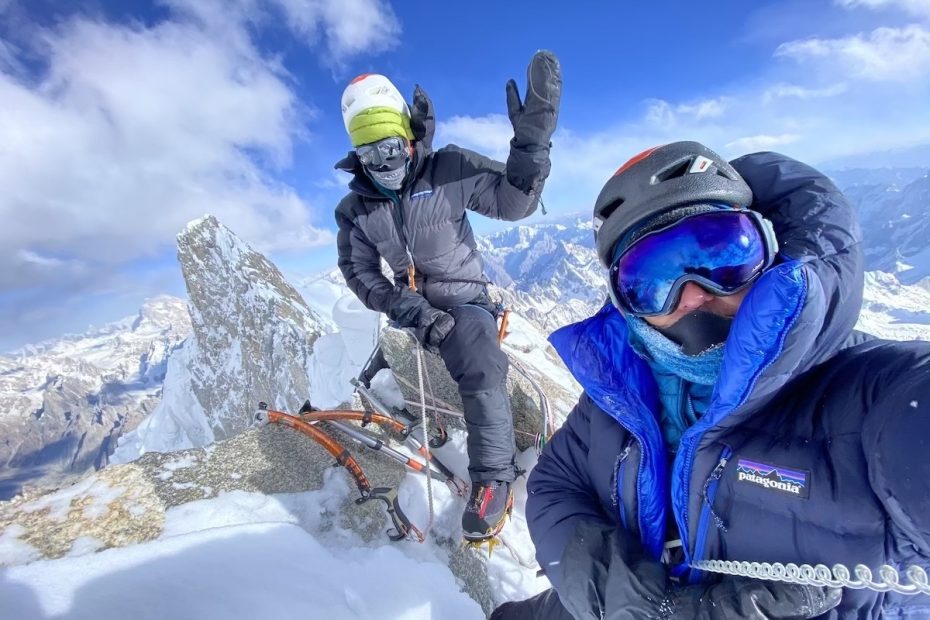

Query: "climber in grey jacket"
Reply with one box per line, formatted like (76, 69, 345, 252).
(334, 52, 562, 541)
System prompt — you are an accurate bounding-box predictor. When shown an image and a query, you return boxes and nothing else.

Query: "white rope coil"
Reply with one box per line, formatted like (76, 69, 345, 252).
(692, 560, 930, 596)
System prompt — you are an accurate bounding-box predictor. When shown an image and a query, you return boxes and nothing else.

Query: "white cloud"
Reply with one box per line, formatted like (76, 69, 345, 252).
(415, 6, 930, 226)
(315, 168, 355, 190)
(726, 134, 802, 152)
(644, 97, 732, 130)
(163, 0, 400, 71)
(0, 9, 338, 297)
(776, 24, 930, 81)
(436, 114, 513, 161)
(270, 0, 401, 72)
(676, 97, 732, 120)
(834, 0, 930, 17)
(763, 83, 848, 102)
(645, 100, 676, 130)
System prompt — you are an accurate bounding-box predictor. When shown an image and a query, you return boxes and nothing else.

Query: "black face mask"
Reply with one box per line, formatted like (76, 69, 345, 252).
(655, 311, 733, 356)
(357, 137, 409, 190)
(364, 158, 408, 190)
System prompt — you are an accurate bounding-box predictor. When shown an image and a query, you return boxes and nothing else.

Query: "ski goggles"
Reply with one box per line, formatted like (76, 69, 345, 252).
(608, 209, 779, 317)
(356, 136, 408, 169)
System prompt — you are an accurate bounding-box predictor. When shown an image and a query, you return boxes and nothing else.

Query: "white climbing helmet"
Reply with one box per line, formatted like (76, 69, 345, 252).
(340, 73, 410, 133)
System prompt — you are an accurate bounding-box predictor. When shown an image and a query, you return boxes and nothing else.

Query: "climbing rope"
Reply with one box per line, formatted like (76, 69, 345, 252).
(692, 559, 930, 596)
(413, 338, 434, 542)
(419, 340, 446, 441)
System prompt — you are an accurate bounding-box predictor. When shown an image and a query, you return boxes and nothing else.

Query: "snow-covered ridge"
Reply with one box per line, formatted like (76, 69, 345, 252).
(857, 271, 930, 341)
(2, 296, 190, 393)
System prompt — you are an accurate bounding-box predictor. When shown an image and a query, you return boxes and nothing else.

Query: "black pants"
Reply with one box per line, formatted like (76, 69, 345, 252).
(439, 303, 516, 483)
(490, 588, 573, 620)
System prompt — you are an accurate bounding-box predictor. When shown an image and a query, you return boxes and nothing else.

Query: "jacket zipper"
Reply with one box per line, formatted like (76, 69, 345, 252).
(617, 441, 634, 530)
(386, 194, 418, 289)
(691, 446, 732, 581)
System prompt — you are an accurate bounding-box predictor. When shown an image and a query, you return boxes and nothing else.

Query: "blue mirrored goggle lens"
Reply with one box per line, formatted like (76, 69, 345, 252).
(357, 137, 406, 167)
(612, 211, 767, 315)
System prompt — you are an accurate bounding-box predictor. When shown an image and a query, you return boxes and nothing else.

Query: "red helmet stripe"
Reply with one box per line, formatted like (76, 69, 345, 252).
(614, 145, 663, 177)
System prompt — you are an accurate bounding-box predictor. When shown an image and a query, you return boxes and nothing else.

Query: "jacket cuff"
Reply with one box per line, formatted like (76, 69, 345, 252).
(507, 141, 551, 195)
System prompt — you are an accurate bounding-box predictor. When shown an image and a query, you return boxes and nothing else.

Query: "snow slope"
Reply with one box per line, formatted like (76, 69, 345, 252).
(0, 484, 488, 620)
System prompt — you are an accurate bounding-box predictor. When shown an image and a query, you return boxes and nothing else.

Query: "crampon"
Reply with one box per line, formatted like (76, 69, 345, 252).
(462, 490, 515, 557)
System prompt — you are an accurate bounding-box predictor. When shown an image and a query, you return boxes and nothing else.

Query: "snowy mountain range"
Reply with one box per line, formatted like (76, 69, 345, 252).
(0, 296, 190, 500)
(478, 219, 607, 332)
(841, 171, 930, 282)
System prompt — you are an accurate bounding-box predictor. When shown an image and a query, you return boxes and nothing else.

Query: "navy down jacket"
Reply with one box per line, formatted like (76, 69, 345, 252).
(527, 152, 930, 618)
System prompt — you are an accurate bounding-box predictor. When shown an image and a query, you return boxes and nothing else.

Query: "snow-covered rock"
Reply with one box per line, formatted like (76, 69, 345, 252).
(308, 293, 381, 409)
(857, 271, 930, 341)
(1, 415, 541, 617)
(112, 216, 325, 463)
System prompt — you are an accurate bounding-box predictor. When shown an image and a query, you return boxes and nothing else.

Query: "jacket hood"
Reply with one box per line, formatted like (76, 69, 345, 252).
(553, 151, 864, 428)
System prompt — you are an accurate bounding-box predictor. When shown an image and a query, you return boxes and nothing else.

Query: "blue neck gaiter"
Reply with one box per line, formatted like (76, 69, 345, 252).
(626, 316, 724, 452)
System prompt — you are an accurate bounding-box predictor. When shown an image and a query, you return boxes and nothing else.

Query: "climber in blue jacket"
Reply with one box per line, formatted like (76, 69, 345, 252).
(494, 142, 930, 618)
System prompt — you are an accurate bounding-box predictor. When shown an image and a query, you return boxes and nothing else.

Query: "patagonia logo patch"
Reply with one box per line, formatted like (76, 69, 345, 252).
(410, 189, 433, 199)
(736, 458, 809, 499)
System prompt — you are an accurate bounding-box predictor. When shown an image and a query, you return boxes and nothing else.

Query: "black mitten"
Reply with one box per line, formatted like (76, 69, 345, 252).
(505, 50, 562, 151)
(558, 521, 841, 620)
(409, 85, 434, 150)
(504, 50, 562, 193)
(662, 577, 842, 620)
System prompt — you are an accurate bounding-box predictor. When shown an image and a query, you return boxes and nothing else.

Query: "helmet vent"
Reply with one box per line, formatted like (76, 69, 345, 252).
(599, 199, 625, 220)
(653, 160, 691, 184)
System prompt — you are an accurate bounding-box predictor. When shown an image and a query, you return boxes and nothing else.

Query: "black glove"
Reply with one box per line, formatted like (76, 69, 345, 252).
(414, 308, 455, 349)
(505, 50, 562, 151)
(560, 522, 841, 620)
(665, 577, 842, 620)
(504, 50, 562, 193)
(410, 85, 434, 150)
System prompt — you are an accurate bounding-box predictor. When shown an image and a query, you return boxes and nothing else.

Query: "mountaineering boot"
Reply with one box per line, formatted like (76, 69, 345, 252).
(462, 480, 514, 542)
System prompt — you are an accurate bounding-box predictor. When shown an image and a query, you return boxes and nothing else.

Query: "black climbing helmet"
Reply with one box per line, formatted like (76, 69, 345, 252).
(592, 141, 753, 267)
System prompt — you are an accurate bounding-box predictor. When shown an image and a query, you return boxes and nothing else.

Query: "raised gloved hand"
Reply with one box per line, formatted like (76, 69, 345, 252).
(505, 50, 562, 151)
(560, 522, 841, 620)
(414, 307, 455, 349)
(409, 85, 434, 150)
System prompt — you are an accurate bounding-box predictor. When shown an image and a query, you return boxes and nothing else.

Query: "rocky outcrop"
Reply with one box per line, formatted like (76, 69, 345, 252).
(2, 423, 396, 561)
(179, 215, 325, 437)
(112, 216, 326, 462)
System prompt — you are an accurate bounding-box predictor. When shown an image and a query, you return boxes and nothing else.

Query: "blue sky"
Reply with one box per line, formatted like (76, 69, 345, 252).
(1, 0, 930, 350)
